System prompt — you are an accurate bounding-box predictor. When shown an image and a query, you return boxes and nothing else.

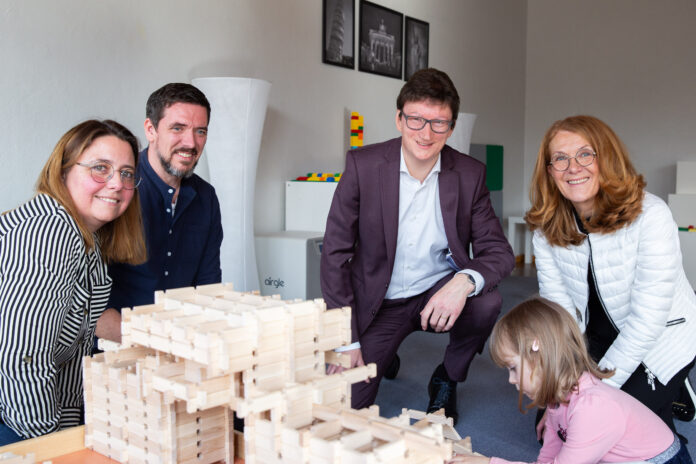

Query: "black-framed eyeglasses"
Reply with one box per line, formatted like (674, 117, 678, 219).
(548, 149, 597, 172)
(76, 161, 141, 190)
(400, 112, 454, 134)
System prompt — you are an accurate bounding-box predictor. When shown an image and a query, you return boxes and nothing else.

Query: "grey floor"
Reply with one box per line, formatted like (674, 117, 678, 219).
(374, 272, 696, 461)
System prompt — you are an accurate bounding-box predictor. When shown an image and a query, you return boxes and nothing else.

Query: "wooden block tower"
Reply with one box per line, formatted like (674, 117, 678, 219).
(82, 283, 475, 463)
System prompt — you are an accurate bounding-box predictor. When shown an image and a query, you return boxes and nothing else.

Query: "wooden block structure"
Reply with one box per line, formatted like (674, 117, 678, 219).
(82, 283, 474, 463)
(0, 452, 34, 464)
(254, 404, 476, 464)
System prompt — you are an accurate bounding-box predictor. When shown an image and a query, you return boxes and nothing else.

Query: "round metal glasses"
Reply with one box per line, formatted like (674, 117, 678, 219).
(548, 149, 597, 172)
(76, 161, 141, 189)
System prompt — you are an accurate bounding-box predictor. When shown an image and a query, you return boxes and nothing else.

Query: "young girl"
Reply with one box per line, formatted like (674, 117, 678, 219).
(450, 297, 693, 464)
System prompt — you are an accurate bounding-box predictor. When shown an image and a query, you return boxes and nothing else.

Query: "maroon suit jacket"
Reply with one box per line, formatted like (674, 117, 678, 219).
(320, 137, 514, 342)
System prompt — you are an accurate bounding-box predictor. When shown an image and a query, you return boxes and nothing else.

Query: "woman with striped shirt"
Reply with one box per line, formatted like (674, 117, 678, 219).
(0, 120, 146, 444)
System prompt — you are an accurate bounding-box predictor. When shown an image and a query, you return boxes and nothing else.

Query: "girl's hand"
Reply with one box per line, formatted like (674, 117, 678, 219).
(536, 409, 548, 441)
(447, 454, 491, 464)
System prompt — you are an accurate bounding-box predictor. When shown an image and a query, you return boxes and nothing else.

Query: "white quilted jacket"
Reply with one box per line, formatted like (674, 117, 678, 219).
(534, 192, 696, 388)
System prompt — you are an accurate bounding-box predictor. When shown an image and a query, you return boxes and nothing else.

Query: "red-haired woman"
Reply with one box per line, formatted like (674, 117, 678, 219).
(526, 115, 696, 437)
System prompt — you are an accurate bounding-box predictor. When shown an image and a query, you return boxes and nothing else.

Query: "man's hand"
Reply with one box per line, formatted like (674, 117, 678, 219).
(95, 307, 122, 343)
(420, 273, 474, 332)
(326, 347, 369, 381)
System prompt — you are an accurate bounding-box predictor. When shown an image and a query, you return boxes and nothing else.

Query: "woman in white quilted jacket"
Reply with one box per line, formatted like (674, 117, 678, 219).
(525, 115, 696, 436)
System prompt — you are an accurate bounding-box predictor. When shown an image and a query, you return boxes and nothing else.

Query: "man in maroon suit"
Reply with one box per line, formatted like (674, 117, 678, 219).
(320, 68, 514, 425)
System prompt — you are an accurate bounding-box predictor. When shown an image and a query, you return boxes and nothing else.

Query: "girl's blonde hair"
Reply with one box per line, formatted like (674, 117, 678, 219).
(525, 115, 646, 247)
(36, 119, 147, 264)
(490, 297, 613, 412)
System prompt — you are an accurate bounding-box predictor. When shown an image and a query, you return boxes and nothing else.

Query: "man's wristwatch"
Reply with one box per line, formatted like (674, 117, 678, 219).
(464, 273, 476, 295)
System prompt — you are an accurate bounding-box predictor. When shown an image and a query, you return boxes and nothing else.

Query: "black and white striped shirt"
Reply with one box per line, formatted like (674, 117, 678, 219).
(0, 194, 111, 438)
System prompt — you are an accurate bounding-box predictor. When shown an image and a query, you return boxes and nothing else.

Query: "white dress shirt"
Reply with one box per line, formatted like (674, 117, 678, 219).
(385, 149, 483, 299)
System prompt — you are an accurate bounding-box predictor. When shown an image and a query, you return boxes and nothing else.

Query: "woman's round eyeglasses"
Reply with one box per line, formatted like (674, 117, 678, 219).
(76, 161, 141, 190)
(548, 149, 597, 172)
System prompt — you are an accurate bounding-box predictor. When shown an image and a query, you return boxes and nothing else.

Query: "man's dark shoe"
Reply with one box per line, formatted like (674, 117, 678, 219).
(383, 354, 400, 380)
(673, 377, 696, 422)
(427, 363, 458, 426)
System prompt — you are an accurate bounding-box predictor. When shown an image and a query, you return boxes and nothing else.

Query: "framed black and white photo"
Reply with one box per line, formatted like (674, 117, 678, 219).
(323, 0, 355, 69)
(358, 0, 403, 79)
(404, 16, 429, 81)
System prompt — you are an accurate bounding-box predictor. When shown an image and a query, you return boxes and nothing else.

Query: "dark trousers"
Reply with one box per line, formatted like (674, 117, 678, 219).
(0, 422, 25, 446)
(667, 438, 694, 464)
(351, 273, 502, 409)
(619, 357, 696, 433)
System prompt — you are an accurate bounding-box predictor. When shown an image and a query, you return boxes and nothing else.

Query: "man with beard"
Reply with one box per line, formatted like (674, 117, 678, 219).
(96, 83, 223, 342)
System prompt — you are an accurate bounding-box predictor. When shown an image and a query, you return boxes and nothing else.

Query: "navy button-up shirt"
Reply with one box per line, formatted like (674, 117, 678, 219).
(108, 148, 223, 310)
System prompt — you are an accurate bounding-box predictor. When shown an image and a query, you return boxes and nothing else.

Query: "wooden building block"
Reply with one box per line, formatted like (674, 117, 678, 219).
(452, 436, 473, 455)
(0, 452, 35, 464)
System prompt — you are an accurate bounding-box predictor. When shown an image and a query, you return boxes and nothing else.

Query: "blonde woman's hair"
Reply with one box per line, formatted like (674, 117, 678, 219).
(525, 115, 646, 247)
(490, 297, 613, 412)
(36, 119, 147, 264)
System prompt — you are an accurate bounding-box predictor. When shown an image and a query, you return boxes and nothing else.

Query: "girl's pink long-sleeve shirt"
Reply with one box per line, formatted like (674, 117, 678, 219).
(490, 372, 674, 464)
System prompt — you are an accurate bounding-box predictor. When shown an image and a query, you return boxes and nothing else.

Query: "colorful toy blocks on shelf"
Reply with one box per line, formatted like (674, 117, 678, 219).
(678, 225, 696, 232)
(294, 172, 342, 182)
(350, 111, 364, 149)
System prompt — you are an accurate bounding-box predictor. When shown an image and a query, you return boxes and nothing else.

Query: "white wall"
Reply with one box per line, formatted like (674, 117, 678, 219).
(0, 0, 527, 235)
(4, 1, 693, 258)
(524, 0, 696, 208)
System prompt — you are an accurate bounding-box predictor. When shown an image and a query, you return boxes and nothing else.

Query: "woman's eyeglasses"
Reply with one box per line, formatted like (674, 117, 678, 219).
(76, 161, 141, 189)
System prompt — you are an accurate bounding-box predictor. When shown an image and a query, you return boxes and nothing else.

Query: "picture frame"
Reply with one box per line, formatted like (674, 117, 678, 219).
(322, 0, 355, 69)
(404, 16, 429, 81)
(358, 0, 403, 80)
